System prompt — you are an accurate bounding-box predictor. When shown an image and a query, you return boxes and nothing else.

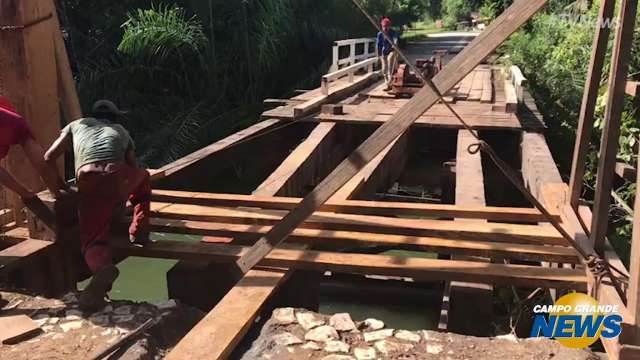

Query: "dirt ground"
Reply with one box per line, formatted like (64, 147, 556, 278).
(0, 290, 203, 359)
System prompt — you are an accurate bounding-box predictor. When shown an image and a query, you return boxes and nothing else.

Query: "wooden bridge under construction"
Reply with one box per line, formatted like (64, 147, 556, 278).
(2, 0, 640, 359)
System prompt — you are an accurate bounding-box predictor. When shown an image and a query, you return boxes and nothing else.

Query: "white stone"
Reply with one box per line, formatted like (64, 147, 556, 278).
(305, 325, 339, 342)
(354, 346, 376, 360)
(52, 334, 65, 340)
(114, 305, 132, 315)
(34, 317, 49, 327)
(152, 299, 177, 310)
(103, 305, 113, 313)
(362, 318, 384, 331)
(272, 308, 296, 325)
(272, 332, 303, 346)
(60, 320, 84, 332)
(296, 311, 325, 330)
(302, 341, 321, 350)
(374, 339, 413, 355)
(394, 330, 421, 342)
(41, 325, 54, 332)
(329, 313, 356, 332)
(496, 334, 518, 343)
(101, 329, 112, 336)
(324, 340, 350, 353)
(113, 314, 135, 323)
(363, 328, 393, 342)
(48, 317, 60, 325)
(426, 343, 444, 354)
(320, 356, 355, 360)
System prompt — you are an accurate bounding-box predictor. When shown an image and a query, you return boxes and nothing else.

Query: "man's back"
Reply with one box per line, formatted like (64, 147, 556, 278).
(63, 117, 133, 173)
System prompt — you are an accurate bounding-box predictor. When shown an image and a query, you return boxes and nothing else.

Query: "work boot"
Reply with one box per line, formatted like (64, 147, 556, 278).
(129, 232, 151, 247)
(79, 264, 119, 312)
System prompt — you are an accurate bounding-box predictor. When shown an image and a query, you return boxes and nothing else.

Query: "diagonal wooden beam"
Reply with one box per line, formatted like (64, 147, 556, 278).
(568, 0, 616, 209)
(234, 0, 550, 273)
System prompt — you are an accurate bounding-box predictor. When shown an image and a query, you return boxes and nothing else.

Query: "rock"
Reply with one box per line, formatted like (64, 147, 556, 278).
(272, 332, 303, 346)
(426, 343, 444, 354)
(329, 313, 356, 332)
(48, 317, 60, 325)
(324, 340, 350, 353)
(52, 334, 65, 340)
(65, 309, 83, 320)
(273, 308, 296, 325)
(117, 338, 155, 360)
(33, 315, 49, 327)
(374, 339, 414, 355)
(113, 314, 135, 323)
(305, 325, 339, 342)
(320, 356, 355, 360)
(363, 329, 394, 342)
(496, 334, 518, 343)
(152, 299, 177, 310)
(394, 330, 421, 342)
(114, 305, 132, 315)
(89, 314, 110, 326)
(362, 318, 384, 331)
(103, 305, 113, 313)
(101, 329, 113, 336)
(60, 320, 84, 332)
(302, 341, 321, 350)
(62, 293, 77, 303)
(296, 311, 325, 330)
(41, 325, 54, 332)
(354, 346, 377, 360)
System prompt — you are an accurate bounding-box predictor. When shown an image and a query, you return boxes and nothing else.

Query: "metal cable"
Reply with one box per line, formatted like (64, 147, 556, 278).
(349, 0, 625, 298)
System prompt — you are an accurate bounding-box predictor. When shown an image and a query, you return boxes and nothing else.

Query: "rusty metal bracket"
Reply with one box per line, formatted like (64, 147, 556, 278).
(0, 13, 52, 31)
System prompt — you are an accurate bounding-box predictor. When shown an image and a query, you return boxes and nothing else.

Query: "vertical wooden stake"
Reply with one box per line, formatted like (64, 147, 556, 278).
(590, 0, 638, 253)
(629, 145, 640, 325)
(568, 0, 616, 210)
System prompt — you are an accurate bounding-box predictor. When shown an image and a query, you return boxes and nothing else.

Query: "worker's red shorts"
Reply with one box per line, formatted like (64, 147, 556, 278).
(0, 99, 34, 160)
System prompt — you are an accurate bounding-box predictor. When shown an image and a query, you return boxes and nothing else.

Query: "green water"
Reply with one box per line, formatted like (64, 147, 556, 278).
(81, 234, 441, 330)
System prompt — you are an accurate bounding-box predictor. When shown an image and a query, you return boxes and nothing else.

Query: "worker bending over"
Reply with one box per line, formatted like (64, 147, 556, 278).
(0, 96, 67, 202)
(377, 17, 400, 91)
(45, 100, 151, 311)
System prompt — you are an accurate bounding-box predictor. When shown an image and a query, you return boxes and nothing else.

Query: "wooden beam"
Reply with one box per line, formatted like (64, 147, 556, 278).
(154, 119, 281, 179)
(456, 131, 485, 207)
(569, 0, 616, 209)
(521, 132, 563, 200)
(151, 189, 560, 223)
(254, 122, 337, 196)
(52, 9, 82, 121)
(235, 0, 550, 274)
(146, 218, 580, 264)
(0, 239, 52, 275)
(591, 0, 638, 253)
(330, 134, 406, 201)
(165, 268, 289, 360)
(150, 203, 566, 246)
(626, 81, 640, 97)
(628, 148, 640, 325)
(115, 241, 587, 290)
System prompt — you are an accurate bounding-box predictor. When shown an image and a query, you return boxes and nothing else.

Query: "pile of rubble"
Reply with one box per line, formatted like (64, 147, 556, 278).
(0, 290, 203, 359)
(241, 308, 603, 360)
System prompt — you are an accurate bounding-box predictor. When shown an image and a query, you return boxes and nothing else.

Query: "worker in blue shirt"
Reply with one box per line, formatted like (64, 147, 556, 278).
(377, 17, 400, 91)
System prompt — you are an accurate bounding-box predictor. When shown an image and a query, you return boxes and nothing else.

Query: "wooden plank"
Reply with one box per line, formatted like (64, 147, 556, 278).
(616, 162, 637, 182)
(467, 70, 484, 101)
(590, 0, 638, 254)
(235, 0, 550, 273)
(0, 315, 40, 344)
(116, 240, 588, 290)
(456, 131, 485, 207)
(569, 0, 616, 209)
(147, 218, 580, 263)
(480, 70, 493, 103)
(626, 81, 640, 97)
(628, 149, 640, 325)
(521, 132, 563, 200)
(455, 72, 474, 100)
(254, 122, 337, 196)
(0, 239, 52, 274)
(330, 135, 404, 201)
(153, 119, 281, 179)
(151, 189, 560, 223)
(150, 203, 566, 245)
(504, 79, 518, 112)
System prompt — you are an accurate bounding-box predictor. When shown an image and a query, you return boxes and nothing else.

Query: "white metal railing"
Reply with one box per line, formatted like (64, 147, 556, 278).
(321, 57, 378, 95)
(329, 38, 377, 73)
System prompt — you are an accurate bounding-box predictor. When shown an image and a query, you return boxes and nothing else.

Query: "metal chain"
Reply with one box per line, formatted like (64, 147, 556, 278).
(349, 0, 626, 299)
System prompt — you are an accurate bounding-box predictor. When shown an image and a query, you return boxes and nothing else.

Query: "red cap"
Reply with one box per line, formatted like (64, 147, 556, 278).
(0, 96, 16, 112)
(381, 17, 391, 27)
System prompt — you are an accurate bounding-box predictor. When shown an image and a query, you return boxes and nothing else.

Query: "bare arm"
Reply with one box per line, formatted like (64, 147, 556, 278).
(44, 131, 71, 164)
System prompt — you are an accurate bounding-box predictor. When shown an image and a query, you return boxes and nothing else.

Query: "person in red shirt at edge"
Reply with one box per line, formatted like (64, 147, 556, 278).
(45, 99, 151, 311)
(0, 96, 67, 203)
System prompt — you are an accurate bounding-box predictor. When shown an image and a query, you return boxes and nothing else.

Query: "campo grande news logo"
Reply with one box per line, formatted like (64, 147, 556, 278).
(530, 292, 622, 348)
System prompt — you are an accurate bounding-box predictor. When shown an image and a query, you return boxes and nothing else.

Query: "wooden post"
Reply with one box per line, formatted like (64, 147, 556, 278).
(568, 0, 616, 210)
(590, 0, 638, 253)
(628, 145, 640, 326)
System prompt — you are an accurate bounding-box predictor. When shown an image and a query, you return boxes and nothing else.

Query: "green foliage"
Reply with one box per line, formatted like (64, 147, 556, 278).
(442, 0, 475, 27)
(501, 1, 640, 265)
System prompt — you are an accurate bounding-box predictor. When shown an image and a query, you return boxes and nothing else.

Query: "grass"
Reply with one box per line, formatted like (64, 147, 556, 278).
(402, 21, 447, 42)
